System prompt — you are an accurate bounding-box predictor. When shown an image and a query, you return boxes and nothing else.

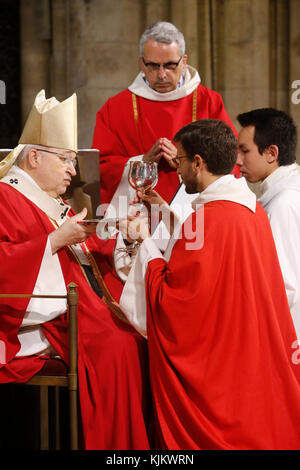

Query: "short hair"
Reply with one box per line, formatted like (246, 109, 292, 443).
(174, 119, 238, 175)
(237, 108, 297, 166)
(15, 144, 53, 165)
(15, 144, 34, 165)
(139, 21, 185, 56)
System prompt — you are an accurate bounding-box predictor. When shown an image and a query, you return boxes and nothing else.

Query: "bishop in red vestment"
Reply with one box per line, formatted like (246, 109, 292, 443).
(120, 119, 300, 450)
(92, 21, 238, 206)
(0, 90, 150, 450)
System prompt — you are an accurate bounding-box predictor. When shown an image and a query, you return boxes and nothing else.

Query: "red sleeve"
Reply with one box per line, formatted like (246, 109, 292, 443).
(207, 90, 237, 136)
(0, 185, 49, 369)
(208, 90, 240, 177)
(198, 87, 240, 177)
(92, 99, 131, 205)
(0, 186, 49, 298)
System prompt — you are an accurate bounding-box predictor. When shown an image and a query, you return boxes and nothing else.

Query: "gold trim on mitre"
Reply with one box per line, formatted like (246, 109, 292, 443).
(0, 144, 25, 179)
(0, 89, 77, 179)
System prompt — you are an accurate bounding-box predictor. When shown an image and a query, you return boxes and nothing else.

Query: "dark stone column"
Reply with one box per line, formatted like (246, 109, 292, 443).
(0, 0, 21, 148)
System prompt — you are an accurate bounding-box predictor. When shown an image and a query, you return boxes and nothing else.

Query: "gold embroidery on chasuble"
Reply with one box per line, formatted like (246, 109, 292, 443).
(48, 216, 128, 324)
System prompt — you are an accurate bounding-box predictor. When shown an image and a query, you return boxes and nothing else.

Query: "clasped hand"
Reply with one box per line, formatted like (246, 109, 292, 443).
(143, 137, 177, 168)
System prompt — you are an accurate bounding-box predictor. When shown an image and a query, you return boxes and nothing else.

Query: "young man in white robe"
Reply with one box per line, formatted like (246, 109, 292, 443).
(237, 107, 300, 340)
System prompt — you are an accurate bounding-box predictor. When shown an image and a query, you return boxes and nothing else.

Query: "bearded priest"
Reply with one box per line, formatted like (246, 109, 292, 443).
(120, 119, 300, 450)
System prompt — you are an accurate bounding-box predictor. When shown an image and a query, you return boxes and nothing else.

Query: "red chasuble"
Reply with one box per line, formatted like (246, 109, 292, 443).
(92, 86, 239, 204)
(0, 183, 150, 450)
(145, 201, 300, 450)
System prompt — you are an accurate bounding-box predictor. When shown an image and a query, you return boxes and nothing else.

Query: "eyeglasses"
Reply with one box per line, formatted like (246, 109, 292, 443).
(171, 155, 190, 168)
(142, 56, 182, 72)
(40, 149, 77, 168)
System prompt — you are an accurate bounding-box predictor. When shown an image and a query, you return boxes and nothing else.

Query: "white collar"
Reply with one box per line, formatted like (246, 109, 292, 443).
(258, 163, 300, 206)
(191, 175, 256, 213)
(260, 163, 300, 194)
(14, 165, 41, 188)
(128, 65, 201, 102)
(0, 166, 71, 224)
(144, 73, 185, 89)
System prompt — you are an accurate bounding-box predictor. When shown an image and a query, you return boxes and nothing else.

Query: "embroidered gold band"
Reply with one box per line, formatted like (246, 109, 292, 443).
(192, 89, 197, 122)
(80, 242, 129, 324)
(132, 89, 198, 125)
(132, 93, 138, 126)
(48, 215, 129, 324)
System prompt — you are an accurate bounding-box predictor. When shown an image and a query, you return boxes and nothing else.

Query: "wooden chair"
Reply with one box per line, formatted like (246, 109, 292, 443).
(0, 282, 79, 450)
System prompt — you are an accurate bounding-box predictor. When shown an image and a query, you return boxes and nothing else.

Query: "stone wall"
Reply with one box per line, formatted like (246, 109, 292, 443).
(0, 0, 21, 147)
(20, 0, 300, 159)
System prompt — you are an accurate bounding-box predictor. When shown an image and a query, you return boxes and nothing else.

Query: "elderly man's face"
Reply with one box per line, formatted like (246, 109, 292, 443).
(33, 147, 77, 197)
(139, 40, 187, 93)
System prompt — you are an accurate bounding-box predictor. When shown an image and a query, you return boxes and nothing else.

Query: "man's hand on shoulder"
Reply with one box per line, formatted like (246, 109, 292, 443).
(49, 208, 97, 254)
(143, 138, 178, 168)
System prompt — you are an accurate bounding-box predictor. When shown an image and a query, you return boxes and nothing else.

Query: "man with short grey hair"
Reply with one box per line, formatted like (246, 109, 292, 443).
(139, 21, 186, 58)
(92, 21, 238, 206)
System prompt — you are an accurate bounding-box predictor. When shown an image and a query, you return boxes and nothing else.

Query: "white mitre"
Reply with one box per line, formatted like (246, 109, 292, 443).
(0, 89, 77, 178)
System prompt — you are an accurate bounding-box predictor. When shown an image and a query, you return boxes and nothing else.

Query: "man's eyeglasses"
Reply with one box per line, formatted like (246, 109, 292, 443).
(142, 56, 182, 72)
(40, 149, 78, 168)
(171, 155, 190, 168)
